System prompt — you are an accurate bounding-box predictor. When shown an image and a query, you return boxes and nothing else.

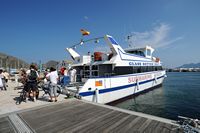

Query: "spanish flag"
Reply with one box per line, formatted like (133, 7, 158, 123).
(80, 29, 90, 36)
(95, 80, 102, 87)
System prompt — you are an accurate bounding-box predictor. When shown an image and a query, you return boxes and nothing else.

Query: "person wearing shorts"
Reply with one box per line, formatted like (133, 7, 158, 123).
(46, 67, 58, 102)
(26, 64, 39, 102)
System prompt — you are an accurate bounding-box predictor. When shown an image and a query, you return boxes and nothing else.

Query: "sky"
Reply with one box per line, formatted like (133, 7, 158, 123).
(0, 0, 200, 68)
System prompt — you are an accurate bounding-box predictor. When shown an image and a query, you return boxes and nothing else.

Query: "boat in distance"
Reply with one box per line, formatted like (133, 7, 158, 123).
(65, 35, 166, 104)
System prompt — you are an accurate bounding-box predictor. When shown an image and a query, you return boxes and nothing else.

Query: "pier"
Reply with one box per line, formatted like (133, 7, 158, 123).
(0, 98, 181, 133)
(0, 81, 182, 133)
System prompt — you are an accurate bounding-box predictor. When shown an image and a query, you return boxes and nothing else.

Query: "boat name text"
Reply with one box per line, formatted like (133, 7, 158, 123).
(129, 62, 155, 66)
(128, 75, 152, 83)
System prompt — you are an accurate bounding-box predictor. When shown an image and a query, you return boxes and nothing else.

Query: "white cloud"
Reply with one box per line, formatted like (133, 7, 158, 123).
(127, 23, 183, 48)
(84, 16, 89, 20)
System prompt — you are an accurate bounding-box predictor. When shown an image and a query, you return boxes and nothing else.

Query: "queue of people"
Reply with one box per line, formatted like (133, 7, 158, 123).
(1, 64, 77, 103)
(17, 65, 76, 103)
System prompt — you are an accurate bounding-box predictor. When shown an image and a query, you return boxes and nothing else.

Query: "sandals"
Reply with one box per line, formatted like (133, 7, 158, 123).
(48, 100, 53, 102)
(48, 99, 58, 102)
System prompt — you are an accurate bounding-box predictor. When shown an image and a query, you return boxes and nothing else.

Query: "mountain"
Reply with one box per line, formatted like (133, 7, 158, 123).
(44, 60, 73, 69)
(177, 63, 200, 68)
(0, 52, 29, 69)
(44, 60, 59, 69)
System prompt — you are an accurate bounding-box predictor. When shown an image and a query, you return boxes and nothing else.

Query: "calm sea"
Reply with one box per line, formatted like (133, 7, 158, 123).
(114, 72, 200, 120)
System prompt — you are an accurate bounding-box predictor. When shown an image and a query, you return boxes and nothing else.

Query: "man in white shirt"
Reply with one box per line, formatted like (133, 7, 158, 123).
(46, 67, 58, 102)
(70, 68, 77, 83)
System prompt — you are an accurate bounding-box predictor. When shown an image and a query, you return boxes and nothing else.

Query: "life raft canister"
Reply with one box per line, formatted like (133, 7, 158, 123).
(94, 52, 103, 61)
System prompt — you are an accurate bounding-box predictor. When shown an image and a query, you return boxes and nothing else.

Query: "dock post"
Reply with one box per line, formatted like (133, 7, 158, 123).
(95, 88, 99, 103)
(136, 79, 139, 90)
(154, 75, 157, 83)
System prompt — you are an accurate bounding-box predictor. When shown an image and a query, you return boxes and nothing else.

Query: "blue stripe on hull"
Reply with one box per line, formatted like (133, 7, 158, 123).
(79, 75, 165, 97)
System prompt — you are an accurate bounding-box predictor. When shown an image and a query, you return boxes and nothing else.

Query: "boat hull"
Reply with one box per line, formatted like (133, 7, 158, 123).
(79, 70, 166, 104)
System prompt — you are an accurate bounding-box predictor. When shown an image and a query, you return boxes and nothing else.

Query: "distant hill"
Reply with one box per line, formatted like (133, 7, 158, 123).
(177, 63, 200, 68)
(44, 60, 59, 69)
(44, 60, 73, 69)
(0, 52, 29, 69)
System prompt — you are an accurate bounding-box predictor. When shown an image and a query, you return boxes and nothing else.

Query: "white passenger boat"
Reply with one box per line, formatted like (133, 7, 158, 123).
(65, 35, 166, 104)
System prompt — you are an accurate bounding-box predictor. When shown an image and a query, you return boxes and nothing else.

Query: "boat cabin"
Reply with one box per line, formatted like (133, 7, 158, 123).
(125, 45, 154, 59)
(66, 36, 162, 83)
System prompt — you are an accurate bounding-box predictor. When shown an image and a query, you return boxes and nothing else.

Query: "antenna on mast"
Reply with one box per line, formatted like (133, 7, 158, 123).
(126, 34, 134, 48)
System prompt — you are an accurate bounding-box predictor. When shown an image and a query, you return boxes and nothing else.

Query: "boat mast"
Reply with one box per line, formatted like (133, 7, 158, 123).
(126, 34, 134, 48)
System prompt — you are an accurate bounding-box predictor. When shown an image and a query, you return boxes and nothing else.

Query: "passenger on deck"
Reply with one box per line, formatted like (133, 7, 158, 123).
(60, 67, 70, 86)
(69, 68, 77, 83)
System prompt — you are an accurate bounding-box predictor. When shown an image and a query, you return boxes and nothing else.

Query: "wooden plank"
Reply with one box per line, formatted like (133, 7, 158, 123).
(127, 117, 147, 132)
(0, 116, 16, 133)
(7, 100, 178, 133)
(64, 110, 117, 132)
(72, 111, 123, 133)
(19, 101, 87, 124)
(22, 103, 97, 131)
(106, 115, 138, 133)
(120, 116, 142, 132)
(19, 100, 83, 120)
(95, 113, 130, 132)
(72, 112, 125, 133)
(101, 114, 131, 133)
(170, 125, 183, 133)
(163, 123, 182, 133)
(39, 105, 113, 133)
(162, 123, 173, 133)
(9, 114, 33, 133)
(142, 120, 159, 133)
(138, 118, 152, 132)
(154, 122, 166, 133)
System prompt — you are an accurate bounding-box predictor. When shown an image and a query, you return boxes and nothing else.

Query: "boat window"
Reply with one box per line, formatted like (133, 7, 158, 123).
(79, 65, 163, 78)
(113, 66, 163, 76)
(147, 49, 151, 56)
(114, 67, 134, 75)
(126, 50, 145, 57)
(99, 64, 113, 76)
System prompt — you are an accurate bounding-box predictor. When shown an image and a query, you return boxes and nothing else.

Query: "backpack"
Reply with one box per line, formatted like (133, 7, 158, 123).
(28, 70, 37, 81)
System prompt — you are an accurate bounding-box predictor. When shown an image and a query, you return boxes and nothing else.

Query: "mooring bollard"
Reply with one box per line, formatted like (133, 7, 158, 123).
(95, 88, 99, 103)
(154, 75, 157, 83)
(136, 79, 139, 90)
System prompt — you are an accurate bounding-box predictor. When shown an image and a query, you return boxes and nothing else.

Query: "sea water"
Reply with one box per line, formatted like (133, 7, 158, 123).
(114, 72, 200, 120)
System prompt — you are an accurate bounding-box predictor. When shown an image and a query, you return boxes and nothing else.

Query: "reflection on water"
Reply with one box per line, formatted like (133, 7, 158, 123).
(114, 72, 200, 120)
